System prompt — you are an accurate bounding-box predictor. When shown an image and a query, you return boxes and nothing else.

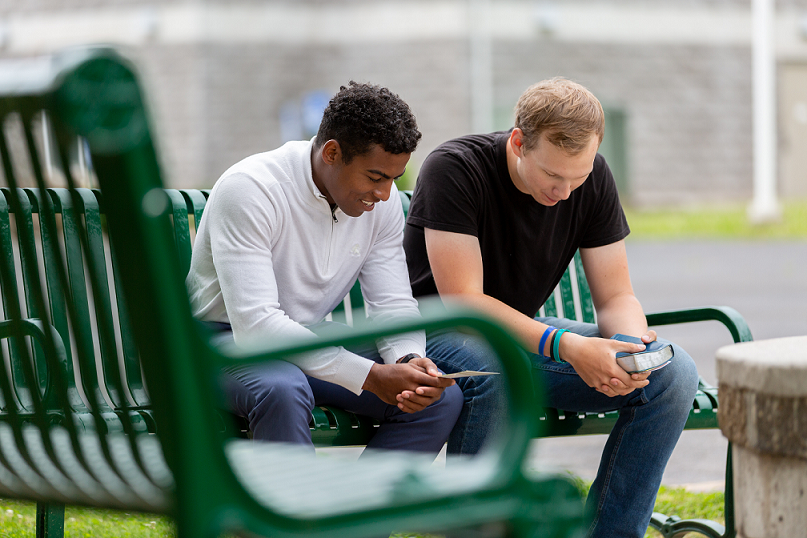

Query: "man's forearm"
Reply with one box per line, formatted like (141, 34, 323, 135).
(594, 293, 648, 339)
(441, 292, 554, 355)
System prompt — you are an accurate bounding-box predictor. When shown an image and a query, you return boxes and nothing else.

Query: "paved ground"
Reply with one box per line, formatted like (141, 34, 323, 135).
(321, 240, 807, 491)
(530, 239, 807, 490)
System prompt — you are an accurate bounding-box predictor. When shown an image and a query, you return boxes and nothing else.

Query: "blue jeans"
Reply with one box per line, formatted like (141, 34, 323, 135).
(425, 329, 508, 455)
(428, 317, 700, 538)
(216, 322, 464, 456)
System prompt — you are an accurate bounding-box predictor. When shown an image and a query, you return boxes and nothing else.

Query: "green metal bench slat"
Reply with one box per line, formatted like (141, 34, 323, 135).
(348, 279, 366, 319)
(310, 406, 378, 447)
(72, 189, 131, 411)
(542, 289, 558, 318)
(8, 190, 53, 412)
(24, 189, 88, 415)
(47, 190, 114, 418)
(329, 294, 348, 325)
(76, 189, 153, 437)
(557, 268, 576, 320)
(96, 189, 150, 409)
(573, 251, 595, 324)
(164, 189, 192, 275)
(179, 188, 207, 233)
(0, 190, 16, 324)
(0, 190, 35, 411)
(0, 190, 50, 429)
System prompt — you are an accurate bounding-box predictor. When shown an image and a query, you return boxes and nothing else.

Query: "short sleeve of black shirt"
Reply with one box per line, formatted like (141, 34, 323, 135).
(404, 131, 630, 318)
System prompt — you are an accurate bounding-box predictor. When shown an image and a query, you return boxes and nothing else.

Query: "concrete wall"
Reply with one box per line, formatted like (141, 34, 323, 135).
(2, 0, 806, 206)
(492, 40, 754, 205)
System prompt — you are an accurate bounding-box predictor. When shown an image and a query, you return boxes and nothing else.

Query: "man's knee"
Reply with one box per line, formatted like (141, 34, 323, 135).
(428, 330, 497, 374)
(669, 343, 699, 382)
(258, 368, 314, 415)
(428, 330, 508, 413)
(650, 342, 700, 406)
(439, 383, 464, 419)
(230, 361, 315, 417)
(407, 383, 464, 430)
(419, 383, 464, 440)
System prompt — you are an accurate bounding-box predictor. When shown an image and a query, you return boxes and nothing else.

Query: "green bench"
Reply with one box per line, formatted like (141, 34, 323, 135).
(0, 47, 750, 538)
(0, 47, 589, 538)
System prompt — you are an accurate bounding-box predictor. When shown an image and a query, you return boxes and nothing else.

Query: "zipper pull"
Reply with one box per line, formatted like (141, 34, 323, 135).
(331, 206, 338, 223)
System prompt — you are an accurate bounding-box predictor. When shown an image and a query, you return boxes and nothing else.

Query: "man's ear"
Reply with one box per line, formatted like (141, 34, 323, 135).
(509, 128, 525, 158)
(320, 139, 342, 166)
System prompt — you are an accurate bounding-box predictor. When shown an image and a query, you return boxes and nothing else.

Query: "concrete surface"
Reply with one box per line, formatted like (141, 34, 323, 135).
(532, 239, 807, 491)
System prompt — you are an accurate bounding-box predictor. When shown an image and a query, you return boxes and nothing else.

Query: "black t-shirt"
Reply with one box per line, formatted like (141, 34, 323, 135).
(404, 131, 630, 317)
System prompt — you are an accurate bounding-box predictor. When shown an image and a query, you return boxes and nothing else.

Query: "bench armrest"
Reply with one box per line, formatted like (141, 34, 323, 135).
(0, 318, 69, 405)
(645, 305, 753, 344)
(0, 318, 68, 360)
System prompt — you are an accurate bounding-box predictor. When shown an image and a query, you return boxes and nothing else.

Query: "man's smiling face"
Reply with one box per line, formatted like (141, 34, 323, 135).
(316, 142, 410, 217)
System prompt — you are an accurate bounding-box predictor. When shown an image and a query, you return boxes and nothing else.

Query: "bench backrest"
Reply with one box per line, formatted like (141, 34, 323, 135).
(0, 47, 583, 537)
(0, 187, 208, 430)
(1, 183, 593, 433)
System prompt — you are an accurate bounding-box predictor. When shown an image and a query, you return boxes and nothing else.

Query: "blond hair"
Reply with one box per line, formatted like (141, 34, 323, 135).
(514, 77, 604, 154)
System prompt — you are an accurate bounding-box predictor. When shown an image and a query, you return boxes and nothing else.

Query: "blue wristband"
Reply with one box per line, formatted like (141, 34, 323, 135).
(552, 329, 569, 363)
(539, 326, 557, 358)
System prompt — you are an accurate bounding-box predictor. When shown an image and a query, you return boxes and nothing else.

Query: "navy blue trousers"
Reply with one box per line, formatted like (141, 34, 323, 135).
(213, 322, 463, 456)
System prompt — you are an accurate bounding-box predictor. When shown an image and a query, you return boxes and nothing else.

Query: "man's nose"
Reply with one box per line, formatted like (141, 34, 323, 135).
(374, 180, 393, 202)
(555, 182, 572, 200)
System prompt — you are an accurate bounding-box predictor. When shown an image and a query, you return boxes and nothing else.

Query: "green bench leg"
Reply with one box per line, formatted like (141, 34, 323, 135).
(35, 502, 65, 538)
(724, 442, 735, 538)
(647, 442, 735, 538)
(649, 513, 725, 538)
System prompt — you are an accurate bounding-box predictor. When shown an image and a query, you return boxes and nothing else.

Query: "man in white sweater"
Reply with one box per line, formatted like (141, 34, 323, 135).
(186, 82, 463, 454)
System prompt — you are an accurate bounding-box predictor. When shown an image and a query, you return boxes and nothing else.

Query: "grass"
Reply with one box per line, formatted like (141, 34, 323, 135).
(0, 499, 174, 538)
(0, 483, 724, 537)
(644, 486, 725, 537)
(624, 197, 807, 239)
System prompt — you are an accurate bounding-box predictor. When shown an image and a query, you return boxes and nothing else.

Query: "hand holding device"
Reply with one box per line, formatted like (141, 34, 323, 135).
(610, 334, 674, 374)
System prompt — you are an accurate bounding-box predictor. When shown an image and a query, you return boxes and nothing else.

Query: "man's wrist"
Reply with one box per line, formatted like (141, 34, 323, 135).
(397, 353, 421, 364)
(557, 331, 580, 366)
(362, 362, 379, 392)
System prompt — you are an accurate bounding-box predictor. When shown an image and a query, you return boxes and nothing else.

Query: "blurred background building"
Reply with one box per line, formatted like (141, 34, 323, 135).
(2, 0, 807, 208)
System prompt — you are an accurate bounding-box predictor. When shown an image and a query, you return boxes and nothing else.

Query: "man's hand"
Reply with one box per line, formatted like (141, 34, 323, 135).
(560, 330, 656, 397)
(362, 357, 456, 413)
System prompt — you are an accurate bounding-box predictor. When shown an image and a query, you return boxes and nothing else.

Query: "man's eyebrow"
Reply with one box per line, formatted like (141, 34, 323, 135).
(367, 169, 404, 180)
(542, 166, 593, 181)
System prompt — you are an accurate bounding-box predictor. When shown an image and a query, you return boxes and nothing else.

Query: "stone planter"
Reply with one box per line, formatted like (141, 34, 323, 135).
(717, 335, 807, 538)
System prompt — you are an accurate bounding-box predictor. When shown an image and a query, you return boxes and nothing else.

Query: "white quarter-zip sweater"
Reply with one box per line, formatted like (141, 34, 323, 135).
(186, 139, 426, 395)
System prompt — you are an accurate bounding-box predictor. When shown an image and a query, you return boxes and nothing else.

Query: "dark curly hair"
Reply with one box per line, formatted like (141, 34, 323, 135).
(315, 81, 421, 163)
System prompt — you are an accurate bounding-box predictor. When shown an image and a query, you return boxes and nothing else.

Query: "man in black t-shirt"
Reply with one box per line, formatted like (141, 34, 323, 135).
(405, 78, 699, 538)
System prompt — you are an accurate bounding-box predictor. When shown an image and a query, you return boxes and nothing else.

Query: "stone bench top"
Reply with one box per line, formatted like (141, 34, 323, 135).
(717, 335, 807, 396)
